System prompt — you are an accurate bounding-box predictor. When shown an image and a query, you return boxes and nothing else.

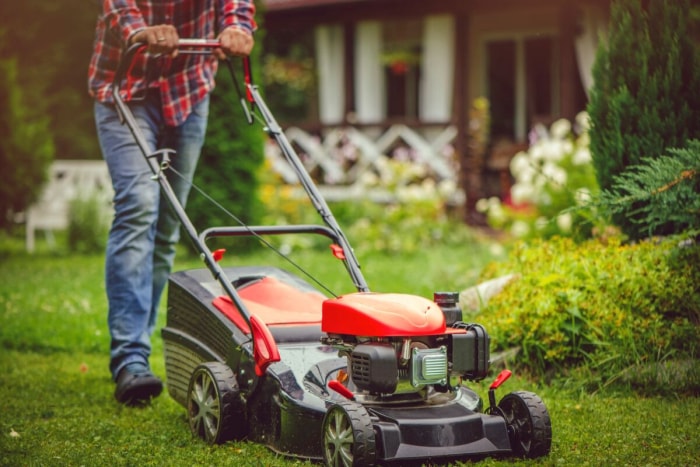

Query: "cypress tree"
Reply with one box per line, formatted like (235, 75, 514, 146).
(587, 0, 700, 239)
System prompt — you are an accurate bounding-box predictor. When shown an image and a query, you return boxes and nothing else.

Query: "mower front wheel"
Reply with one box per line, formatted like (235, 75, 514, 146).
(322, 400, 376, 467)
(187, 362, 246, 444)
(498, 390, 552, 458)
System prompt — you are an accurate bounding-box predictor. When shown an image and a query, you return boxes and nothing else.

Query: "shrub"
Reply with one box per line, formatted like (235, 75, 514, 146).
(475, 234, 700, 395)
(67, 195, 110, 254)
(587, 0, 700, 239)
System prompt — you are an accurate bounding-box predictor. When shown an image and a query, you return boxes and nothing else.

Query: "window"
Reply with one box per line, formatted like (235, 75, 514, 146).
(382, 19, 423, 119)
(485, 34, 558, 141)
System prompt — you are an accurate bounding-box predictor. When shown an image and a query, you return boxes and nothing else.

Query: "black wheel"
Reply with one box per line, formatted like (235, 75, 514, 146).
(187, 362, 246, 444)
(498, 390, 552, 458)
(322, 400, 376, 467)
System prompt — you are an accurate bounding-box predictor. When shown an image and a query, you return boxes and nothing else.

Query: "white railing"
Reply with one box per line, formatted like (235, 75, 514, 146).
(266, 123, 460, 202)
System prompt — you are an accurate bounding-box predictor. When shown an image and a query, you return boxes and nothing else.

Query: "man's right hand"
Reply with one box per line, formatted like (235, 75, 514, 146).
(130, 25, 179, 57)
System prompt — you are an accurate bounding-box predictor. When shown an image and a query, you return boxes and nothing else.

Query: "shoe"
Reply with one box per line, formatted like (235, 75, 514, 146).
(114, 363, 163, 406)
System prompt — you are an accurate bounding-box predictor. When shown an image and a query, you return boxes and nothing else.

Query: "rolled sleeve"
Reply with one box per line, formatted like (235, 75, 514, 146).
(103, 0, 148, 45)
(218, 0, 257, 35)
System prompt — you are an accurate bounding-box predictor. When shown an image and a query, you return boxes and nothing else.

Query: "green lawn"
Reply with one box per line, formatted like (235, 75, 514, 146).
(1, 242, 698, 466)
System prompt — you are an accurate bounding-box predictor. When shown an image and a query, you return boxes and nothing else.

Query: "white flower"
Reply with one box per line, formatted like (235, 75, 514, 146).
(542, 163, 567, 187)
(575, 111, 590, 132)
(510, 220, 531, 238)
(530, 123, 549, 143)
(488, 203, 507, 223)
(437, 179, 456, 198)
(575, 188, 592, 205)
(476, 197, 491, 213)
(489, 242, 506, 257)
(510, 151, 530, 176)
(535, 216, 549, 230)
(529, 143, 546, 161)
(510, 183, 535, 204)
(557, 212, 573, 232)
(550, 118, 572, 140)
(517, 166, 537, 185)
(541, 139, 565, 162)
(572, 147, 592, 165)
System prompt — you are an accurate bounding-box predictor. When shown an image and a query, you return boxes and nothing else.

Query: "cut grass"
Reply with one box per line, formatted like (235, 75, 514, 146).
(1, 241, 699, 466)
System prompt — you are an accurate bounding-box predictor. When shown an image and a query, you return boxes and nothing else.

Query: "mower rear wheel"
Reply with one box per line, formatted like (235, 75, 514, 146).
(187, 362, 246, 444)
(498, 390, 552, 458)
(322, 400, 376, 467)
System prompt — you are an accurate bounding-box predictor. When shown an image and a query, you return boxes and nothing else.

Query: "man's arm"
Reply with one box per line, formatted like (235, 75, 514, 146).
(217, 0, 257, 57)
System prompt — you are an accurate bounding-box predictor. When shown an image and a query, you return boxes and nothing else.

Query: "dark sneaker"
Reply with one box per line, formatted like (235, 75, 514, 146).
(114, 363, 163, 406)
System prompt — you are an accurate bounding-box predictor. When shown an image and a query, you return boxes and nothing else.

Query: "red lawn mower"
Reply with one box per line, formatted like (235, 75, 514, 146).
(113, 40, 552, 466)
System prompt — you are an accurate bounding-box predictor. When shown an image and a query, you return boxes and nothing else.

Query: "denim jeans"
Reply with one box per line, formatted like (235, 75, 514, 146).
(94, 91, 209, 380)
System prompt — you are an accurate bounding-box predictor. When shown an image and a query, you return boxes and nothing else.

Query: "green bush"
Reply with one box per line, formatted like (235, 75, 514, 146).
(587, 0, 700, 239)
(475, 234, 700, 395)
(67, 195, 109, 254)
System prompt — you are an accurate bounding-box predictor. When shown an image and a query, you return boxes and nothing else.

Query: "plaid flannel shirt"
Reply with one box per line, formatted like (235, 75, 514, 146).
(88, 0, 256, 126)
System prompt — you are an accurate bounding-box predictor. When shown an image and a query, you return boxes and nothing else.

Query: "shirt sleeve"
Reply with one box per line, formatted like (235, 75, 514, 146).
(102, 0, 148, 45)
(218, 0, 257, 35)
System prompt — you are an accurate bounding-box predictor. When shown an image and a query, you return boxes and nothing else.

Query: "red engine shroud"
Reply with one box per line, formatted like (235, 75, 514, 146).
(322, 292, 447, 337)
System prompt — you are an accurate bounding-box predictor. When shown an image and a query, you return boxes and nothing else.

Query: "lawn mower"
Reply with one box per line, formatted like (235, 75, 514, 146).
(112, 40, 552, 466)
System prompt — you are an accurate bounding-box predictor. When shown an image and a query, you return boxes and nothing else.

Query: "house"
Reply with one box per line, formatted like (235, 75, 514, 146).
(261, 0, 610, 223)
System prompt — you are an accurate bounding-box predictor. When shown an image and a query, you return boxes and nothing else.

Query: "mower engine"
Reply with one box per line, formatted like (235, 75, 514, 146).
(321, 291, 490, 396)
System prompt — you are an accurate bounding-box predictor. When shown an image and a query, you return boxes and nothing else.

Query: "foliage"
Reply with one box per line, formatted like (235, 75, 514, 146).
(475, 234, 700, 395)
(184, 59, 266, 253)
(476, 113, 601, 240)
(595, 140, 700, 238)
(257, 151, 470, 256)
(587, 0, 700, 239)
(261, 26, 316, 124)
(0, 1, 100, 160)
(67, 195, 110, 254)
(0, 56, 54, 228)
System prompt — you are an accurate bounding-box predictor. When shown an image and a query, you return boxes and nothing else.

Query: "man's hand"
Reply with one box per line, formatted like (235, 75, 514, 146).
(130, 25, 179, 57)
(216, 27, 254, 59)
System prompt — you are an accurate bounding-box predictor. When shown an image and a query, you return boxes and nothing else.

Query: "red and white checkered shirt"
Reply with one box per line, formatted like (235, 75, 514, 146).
(88, 0, 256, 126)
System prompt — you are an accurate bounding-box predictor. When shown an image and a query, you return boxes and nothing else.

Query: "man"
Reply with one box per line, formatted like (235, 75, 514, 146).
(88, 0, 256, 405)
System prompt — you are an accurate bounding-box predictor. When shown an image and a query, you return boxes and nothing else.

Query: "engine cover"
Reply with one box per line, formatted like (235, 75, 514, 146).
(322, 292, 446, 336)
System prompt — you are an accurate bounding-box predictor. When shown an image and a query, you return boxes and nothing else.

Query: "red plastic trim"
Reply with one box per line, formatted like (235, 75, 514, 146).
(249, 314, 281, 376)
(328, 380, 355, 400)
(330, 244, 346, 260)
(489, 369, 513, 390)
(212, 248, 226, 262)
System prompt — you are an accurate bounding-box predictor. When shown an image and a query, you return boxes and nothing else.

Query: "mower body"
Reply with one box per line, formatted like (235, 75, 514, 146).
(163, 265, 523, 463)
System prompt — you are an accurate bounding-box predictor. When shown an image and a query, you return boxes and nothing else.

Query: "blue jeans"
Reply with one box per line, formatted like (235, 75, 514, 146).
(94, 91, 209, 380)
